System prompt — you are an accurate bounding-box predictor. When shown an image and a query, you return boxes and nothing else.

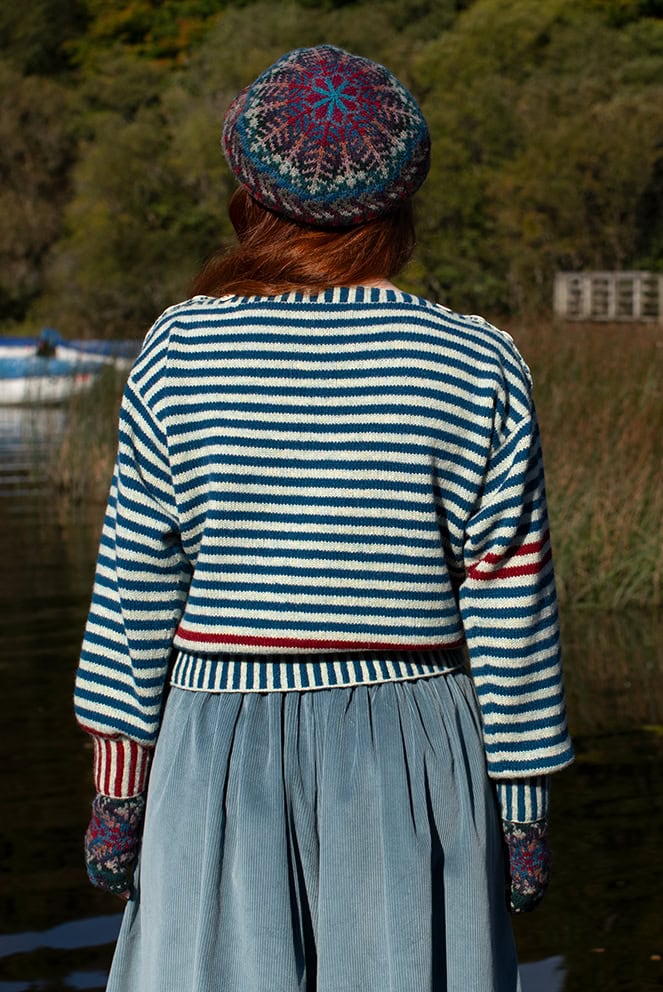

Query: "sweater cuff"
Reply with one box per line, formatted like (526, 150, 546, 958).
(92, 735, 153, 798)
(495, 776, 550, 823)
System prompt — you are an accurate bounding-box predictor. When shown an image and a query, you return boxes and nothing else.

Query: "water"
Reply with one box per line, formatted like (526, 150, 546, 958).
(0, 407, 661, 992)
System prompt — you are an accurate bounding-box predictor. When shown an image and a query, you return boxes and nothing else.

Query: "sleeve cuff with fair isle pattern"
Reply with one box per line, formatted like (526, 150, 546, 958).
(495, 776, 550, 823)
(92, 735, 153, 799)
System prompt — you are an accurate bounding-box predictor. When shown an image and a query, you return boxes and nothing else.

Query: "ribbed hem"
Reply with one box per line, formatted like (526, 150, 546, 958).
(495, 776, 550, 823)
(170, 647, 467, 694)
(92, 736, 152, 798)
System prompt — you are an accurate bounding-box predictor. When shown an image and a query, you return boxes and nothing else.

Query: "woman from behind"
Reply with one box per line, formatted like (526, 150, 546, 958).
(77, 44, 573, 992)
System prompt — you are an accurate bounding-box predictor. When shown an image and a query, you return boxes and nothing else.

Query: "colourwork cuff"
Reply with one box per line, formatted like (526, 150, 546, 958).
(92, 735, 153, 798)
(495, 776, 550, 823)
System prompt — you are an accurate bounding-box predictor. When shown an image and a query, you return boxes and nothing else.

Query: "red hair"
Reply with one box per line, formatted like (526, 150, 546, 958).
(192, 186, 416, 297)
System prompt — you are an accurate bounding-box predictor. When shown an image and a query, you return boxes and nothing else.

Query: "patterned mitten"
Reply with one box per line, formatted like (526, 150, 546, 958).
(502, 818, 552, 913)
(85, 793, 146, 897)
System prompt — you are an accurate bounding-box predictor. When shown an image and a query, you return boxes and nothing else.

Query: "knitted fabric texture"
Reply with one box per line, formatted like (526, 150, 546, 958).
(170, 647, 464, 694)
(92, 734, 151, 798)
(222, 45, 430, 226)
(74, 288, 574, 784)
(85, 793, 145, 897)
(503, 819, 552, 913)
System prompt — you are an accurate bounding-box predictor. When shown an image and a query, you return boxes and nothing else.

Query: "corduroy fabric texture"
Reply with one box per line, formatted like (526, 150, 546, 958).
(222, 46, 431, 226)
(105, 675, 522, 992)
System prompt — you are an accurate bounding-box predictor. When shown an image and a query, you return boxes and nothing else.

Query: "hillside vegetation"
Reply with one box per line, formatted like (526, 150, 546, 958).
(1, 0, 661, 335)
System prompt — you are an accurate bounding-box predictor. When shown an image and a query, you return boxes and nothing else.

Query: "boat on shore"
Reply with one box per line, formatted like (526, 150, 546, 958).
(0, 356, 102, 405)
(0, 330, 141, 405)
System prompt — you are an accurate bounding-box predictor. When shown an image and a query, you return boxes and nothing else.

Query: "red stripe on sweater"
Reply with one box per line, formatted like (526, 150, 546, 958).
(85, 731, 153, 797)
(113, 740, 125, 796)
(477, 531, 550, 566)
(128, 741, 136, 794)
(468, 546, 552, 581)
(176, 628, 465, 651)
(102, 738, 111, 795)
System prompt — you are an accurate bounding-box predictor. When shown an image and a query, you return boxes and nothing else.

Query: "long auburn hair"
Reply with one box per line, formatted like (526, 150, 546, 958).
(192, 186, 416, 298)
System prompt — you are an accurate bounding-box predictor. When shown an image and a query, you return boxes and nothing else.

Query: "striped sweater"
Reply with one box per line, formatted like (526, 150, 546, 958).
(75, 287, 573, 810)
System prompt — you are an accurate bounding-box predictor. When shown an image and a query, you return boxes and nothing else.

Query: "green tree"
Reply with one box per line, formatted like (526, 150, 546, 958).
(0, 0, 87, 76)
(71, 0, 227, 67)
(0, 64, 75, 324)
(41, 98, 231, 337)
(42, 0, 466, 336)
(492, 94, 663, 308)
(407, 0, 663, 311)
(18, 0, 663, 333)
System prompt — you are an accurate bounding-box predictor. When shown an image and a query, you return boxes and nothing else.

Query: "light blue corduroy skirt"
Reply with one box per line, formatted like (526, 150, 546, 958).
(107, 671, 520, 992)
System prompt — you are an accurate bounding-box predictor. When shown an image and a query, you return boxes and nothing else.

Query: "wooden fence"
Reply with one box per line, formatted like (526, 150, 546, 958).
(553, 271, 663, 322)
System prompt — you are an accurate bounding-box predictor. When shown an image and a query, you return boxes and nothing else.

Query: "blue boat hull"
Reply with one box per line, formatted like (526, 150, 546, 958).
(0, 357, 102, 405)
(0, 332, 141, 405)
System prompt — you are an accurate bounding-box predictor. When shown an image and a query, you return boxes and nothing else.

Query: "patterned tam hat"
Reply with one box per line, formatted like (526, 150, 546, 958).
(221, 45, 431, 227)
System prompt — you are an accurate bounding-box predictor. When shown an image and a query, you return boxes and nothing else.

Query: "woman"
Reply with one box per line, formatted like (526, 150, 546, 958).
(76, 45, 573, 992)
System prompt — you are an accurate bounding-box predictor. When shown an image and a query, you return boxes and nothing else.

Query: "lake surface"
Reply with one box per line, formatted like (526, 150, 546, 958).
(0, 406, 661, 992)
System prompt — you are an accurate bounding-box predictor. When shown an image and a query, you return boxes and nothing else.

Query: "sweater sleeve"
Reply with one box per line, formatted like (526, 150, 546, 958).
(91, 734, 152, 799)
(495, 776, 549, 823)
(458, 348, 573, 780)
(74, 363, 192, 747)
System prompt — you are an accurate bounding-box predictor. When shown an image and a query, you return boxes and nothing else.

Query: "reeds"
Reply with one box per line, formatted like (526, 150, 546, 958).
(49, 364, 122, 505)
(560, 608, 663, 736)
(510, 319, 663, 610)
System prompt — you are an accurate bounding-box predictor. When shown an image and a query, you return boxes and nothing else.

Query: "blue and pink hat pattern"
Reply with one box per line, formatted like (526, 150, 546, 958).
(222, 45, 431, 226)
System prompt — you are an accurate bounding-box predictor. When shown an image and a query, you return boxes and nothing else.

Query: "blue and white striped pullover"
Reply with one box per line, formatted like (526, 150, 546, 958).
(75, 287, 573, 815)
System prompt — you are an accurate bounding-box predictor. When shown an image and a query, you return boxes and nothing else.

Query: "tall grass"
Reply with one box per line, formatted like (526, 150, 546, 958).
(510, 319, 663, 610)
(560, 608, 663, 734)
(49, 365, 123, 505)
(51, 319, 663, 610)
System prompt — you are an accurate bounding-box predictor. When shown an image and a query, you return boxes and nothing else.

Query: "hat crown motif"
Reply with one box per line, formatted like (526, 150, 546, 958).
(222, 45, 430, 226)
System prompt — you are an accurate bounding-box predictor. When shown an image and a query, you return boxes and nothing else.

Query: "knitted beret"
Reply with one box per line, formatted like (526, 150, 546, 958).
(221, 45, 430, 227)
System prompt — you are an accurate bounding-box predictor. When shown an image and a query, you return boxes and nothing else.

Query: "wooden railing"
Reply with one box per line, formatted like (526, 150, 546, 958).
(553, 271, 663, 322)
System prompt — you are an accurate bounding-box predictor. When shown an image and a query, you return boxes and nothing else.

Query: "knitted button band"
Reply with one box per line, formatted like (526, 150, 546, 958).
(222, 45, 431, 227)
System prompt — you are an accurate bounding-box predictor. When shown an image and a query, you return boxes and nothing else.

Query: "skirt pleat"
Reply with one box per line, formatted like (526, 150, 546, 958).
(106, 671, 520, 992)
